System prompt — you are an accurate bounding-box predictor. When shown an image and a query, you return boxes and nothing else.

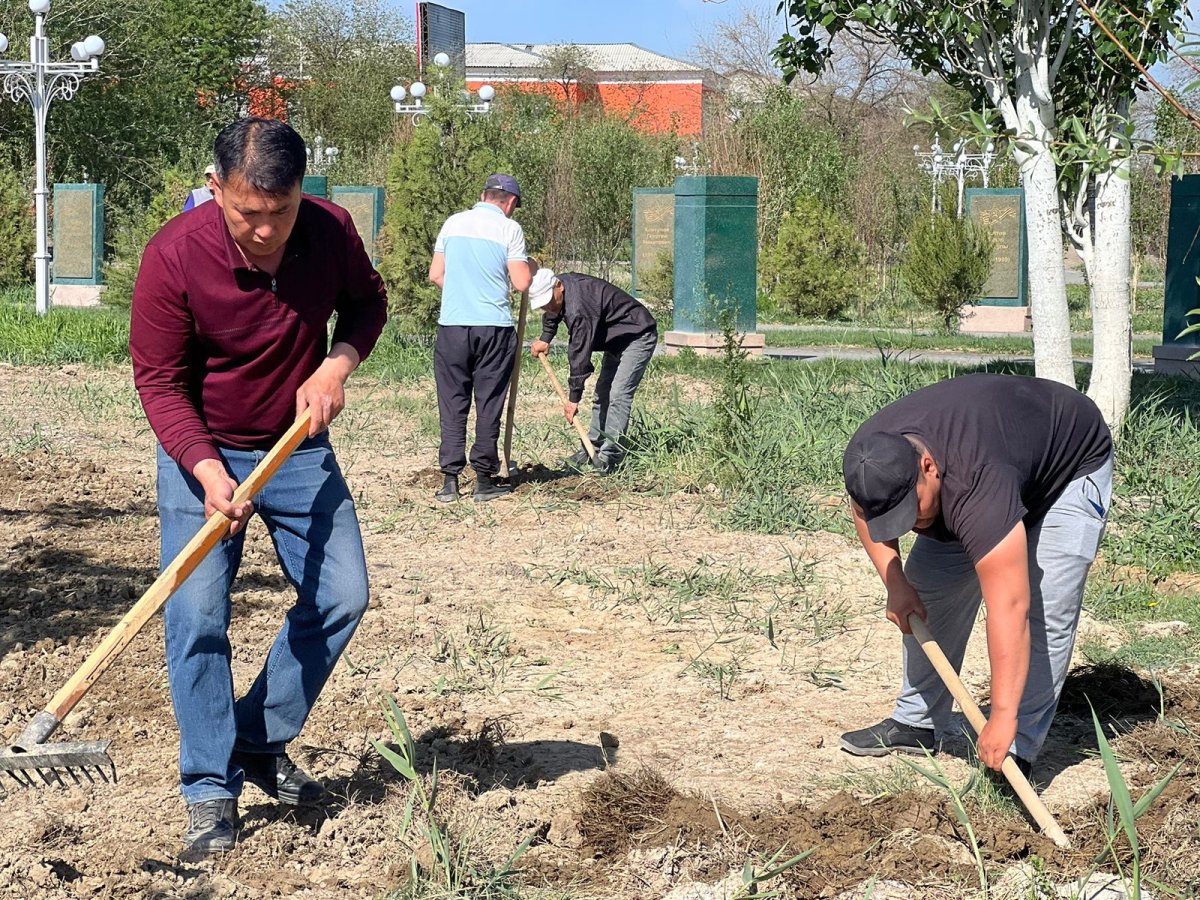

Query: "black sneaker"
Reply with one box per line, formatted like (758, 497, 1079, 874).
(473, 473, 512, 501)
(183, 798, 238, 855)
(983, 754, 1035, 790)
(560, 448, 592, 471)
(435, 475, 459, 503)
(232, 750, 325, 807)
(840, 717, 937, 757)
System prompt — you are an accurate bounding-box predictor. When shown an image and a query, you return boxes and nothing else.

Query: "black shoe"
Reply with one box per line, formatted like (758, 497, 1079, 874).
(435, 475, 459, 503)
(232, 750, 325, 807)
(473, 472, 512, 501)
(561, 448, 592, 471)
(840, 717, 937, 757)
(984, 754, 1035, 789)
(183, 798, 238, 855)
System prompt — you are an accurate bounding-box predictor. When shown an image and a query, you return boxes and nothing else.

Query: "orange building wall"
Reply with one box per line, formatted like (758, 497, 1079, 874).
(466, 79, 710, 136)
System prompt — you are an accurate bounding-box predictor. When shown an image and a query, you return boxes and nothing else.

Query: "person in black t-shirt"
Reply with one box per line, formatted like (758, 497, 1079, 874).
(528, 269, 658, 472)
(839, 374, 1113, 779)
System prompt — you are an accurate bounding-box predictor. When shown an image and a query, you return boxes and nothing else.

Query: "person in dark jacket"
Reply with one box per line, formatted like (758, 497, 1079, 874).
(528, 269, 657, 471)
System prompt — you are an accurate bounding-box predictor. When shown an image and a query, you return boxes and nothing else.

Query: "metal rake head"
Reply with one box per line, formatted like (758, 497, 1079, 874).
(0, 740, 115, 789)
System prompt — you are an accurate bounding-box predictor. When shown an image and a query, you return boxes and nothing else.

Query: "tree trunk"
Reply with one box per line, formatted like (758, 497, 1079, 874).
(1020, 147, 1076, 386)
(1085, 160, 1133, 432)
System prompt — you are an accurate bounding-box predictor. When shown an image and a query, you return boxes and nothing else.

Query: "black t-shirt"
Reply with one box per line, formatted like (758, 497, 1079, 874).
(852, 374, 1112, 563)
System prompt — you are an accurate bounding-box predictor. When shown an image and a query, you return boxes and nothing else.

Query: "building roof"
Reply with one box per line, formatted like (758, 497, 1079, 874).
(466, 42, 716, 84)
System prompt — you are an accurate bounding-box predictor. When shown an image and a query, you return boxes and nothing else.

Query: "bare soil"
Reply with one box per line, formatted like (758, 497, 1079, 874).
(2, 366, 1199, 899)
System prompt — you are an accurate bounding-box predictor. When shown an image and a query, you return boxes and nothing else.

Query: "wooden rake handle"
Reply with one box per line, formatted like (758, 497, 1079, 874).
(536, 354, 598, 462)
(907, 614, 1070, 849)
(43, 410, 315, 724)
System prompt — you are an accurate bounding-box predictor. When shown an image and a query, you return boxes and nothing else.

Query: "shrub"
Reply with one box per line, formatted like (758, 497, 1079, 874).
(637, 249, 673, 319)
(901, 213, 993, 332)
(0, 166, 35, 288)
(103, 167, 194, 308)
(377, 95, 504, 329)
(764, 195, 865, 319)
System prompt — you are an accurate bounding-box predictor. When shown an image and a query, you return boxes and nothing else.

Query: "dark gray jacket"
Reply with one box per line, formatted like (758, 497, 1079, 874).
(539, 272, 657, 402)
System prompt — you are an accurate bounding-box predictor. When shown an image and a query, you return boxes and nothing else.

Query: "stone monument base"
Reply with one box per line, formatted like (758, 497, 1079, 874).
(664, 330, 764, 357)
(959, 304, 1030, 334)
(1153, 343, 1200, 378)
(51, 284, 105, 308)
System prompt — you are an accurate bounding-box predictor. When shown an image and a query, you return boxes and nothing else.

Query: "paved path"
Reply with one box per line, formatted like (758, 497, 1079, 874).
(763, 344, 1157, 372)
(756, 322, 1161, 340)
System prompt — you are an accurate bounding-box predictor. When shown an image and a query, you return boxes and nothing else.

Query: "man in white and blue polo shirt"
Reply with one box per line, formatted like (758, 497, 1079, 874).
(427, 174, 532, 502)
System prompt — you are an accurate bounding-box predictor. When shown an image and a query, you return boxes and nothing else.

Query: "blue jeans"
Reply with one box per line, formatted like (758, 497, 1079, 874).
(156, 436, 369, 804)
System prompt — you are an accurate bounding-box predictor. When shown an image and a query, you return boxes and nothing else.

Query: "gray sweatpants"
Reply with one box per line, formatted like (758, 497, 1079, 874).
(892, 454, 1114, 761)
(585, 329, 657, 465)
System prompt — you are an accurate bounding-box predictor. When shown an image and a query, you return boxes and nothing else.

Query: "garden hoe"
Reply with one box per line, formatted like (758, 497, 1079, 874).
(0, 410, 313, 789)
(537, 354, 598, 463)
(907, 613, 1071, 849)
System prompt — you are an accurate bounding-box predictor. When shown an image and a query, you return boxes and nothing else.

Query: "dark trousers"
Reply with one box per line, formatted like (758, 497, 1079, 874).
(434, 324, 516, 476)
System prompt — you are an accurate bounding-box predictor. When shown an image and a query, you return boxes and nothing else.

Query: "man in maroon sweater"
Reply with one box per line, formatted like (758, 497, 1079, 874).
(130, 118, 387, 856)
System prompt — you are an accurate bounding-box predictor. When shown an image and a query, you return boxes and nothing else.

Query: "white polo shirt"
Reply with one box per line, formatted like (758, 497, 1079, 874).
(434, 202, 526, 327)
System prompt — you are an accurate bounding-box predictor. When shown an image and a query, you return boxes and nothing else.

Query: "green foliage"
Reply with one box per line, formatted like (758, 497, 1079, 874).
(0, 305, 129, 365)
(764, 195, 865, 319)
(0, 166, 34, 287)
(544, 115, 677, 276)
(378, 97, 505, 329)
(638, 249, 674, 318)
(265, 0, 416, 183)
(0, 0, 267, 194)
(375, 697, 532, 898)
(740, 88, 854, 250)
(102, 166, 196, 308)
(901, 213, 993, 332)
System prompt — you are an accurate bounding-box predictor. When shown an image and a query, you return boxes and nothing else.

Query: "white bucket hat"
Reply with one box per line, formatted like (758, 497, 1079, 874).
(529, 268, 557, 309)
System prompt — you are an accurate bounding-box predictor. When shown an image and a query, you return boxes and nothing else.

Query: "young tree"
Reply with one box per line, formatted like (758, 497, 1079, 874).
(537, 44, 599, 114)
(775, 1, 1187, 429)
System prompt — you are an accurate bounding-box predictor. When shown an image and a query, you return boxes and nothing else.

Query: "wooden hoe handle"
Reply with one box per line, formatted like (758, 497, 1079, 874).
(537, 354, 598, 462)
(43, 410, 315, 724)
(907, 614, 1071, 849)
(501, 289, 530, 476)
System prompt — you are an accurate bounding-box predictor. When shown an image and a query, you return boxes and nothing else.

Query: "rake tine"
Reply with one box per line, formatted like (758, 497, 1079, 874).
(34, 768, 55, 786)
(66, 767, 82, 786)
(80, 767, 96, 785)
(50, 768, 66, 788)
(94, 766, 110, 784)
(6, 770, 31, 788)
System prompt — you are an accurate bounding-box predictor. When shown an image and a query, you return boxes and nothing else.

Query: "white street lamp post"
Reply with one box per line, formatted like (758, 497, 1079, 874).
(305, 134, 339, 175)
(390, 52, 494, 124)
(0, 0, 105, 316)
(913, 134, 997, 218)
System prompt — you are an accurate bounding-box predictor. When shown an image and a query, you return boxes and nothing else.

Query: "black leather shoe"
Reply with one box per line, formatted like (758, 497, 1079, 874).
(183, 798, 238, 855)
(840, 717, 937, 757)
(984, 754, 1035, 790)
(435, 475, 459, 503)
(473, 472, 512, 501)
(232, 750, 325, 807)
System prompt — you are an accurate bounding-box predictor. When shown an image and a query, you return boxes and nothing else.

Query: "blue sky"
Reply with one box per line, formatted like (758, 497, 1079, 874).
(401, 0, 764, 62)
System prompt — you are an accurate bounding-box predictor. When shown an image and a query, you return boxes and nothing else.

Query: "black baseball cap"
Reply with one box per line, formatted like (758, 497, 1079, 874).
(842, 431, 921, 543)
(483, 173, 521, 207)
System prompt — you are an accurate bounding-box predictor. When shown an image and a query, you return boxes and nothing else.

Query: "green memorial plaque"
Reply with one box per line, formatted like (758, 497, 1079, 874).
(302, 175, 329, 199)
(332, 186, 385, 264)
(1154, 176, 1200, 374)
(965, 188, 1026, 306)
(631, 188, 674, 296)
(672, 176, 758, 333)
(53, 184, 105, 285)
